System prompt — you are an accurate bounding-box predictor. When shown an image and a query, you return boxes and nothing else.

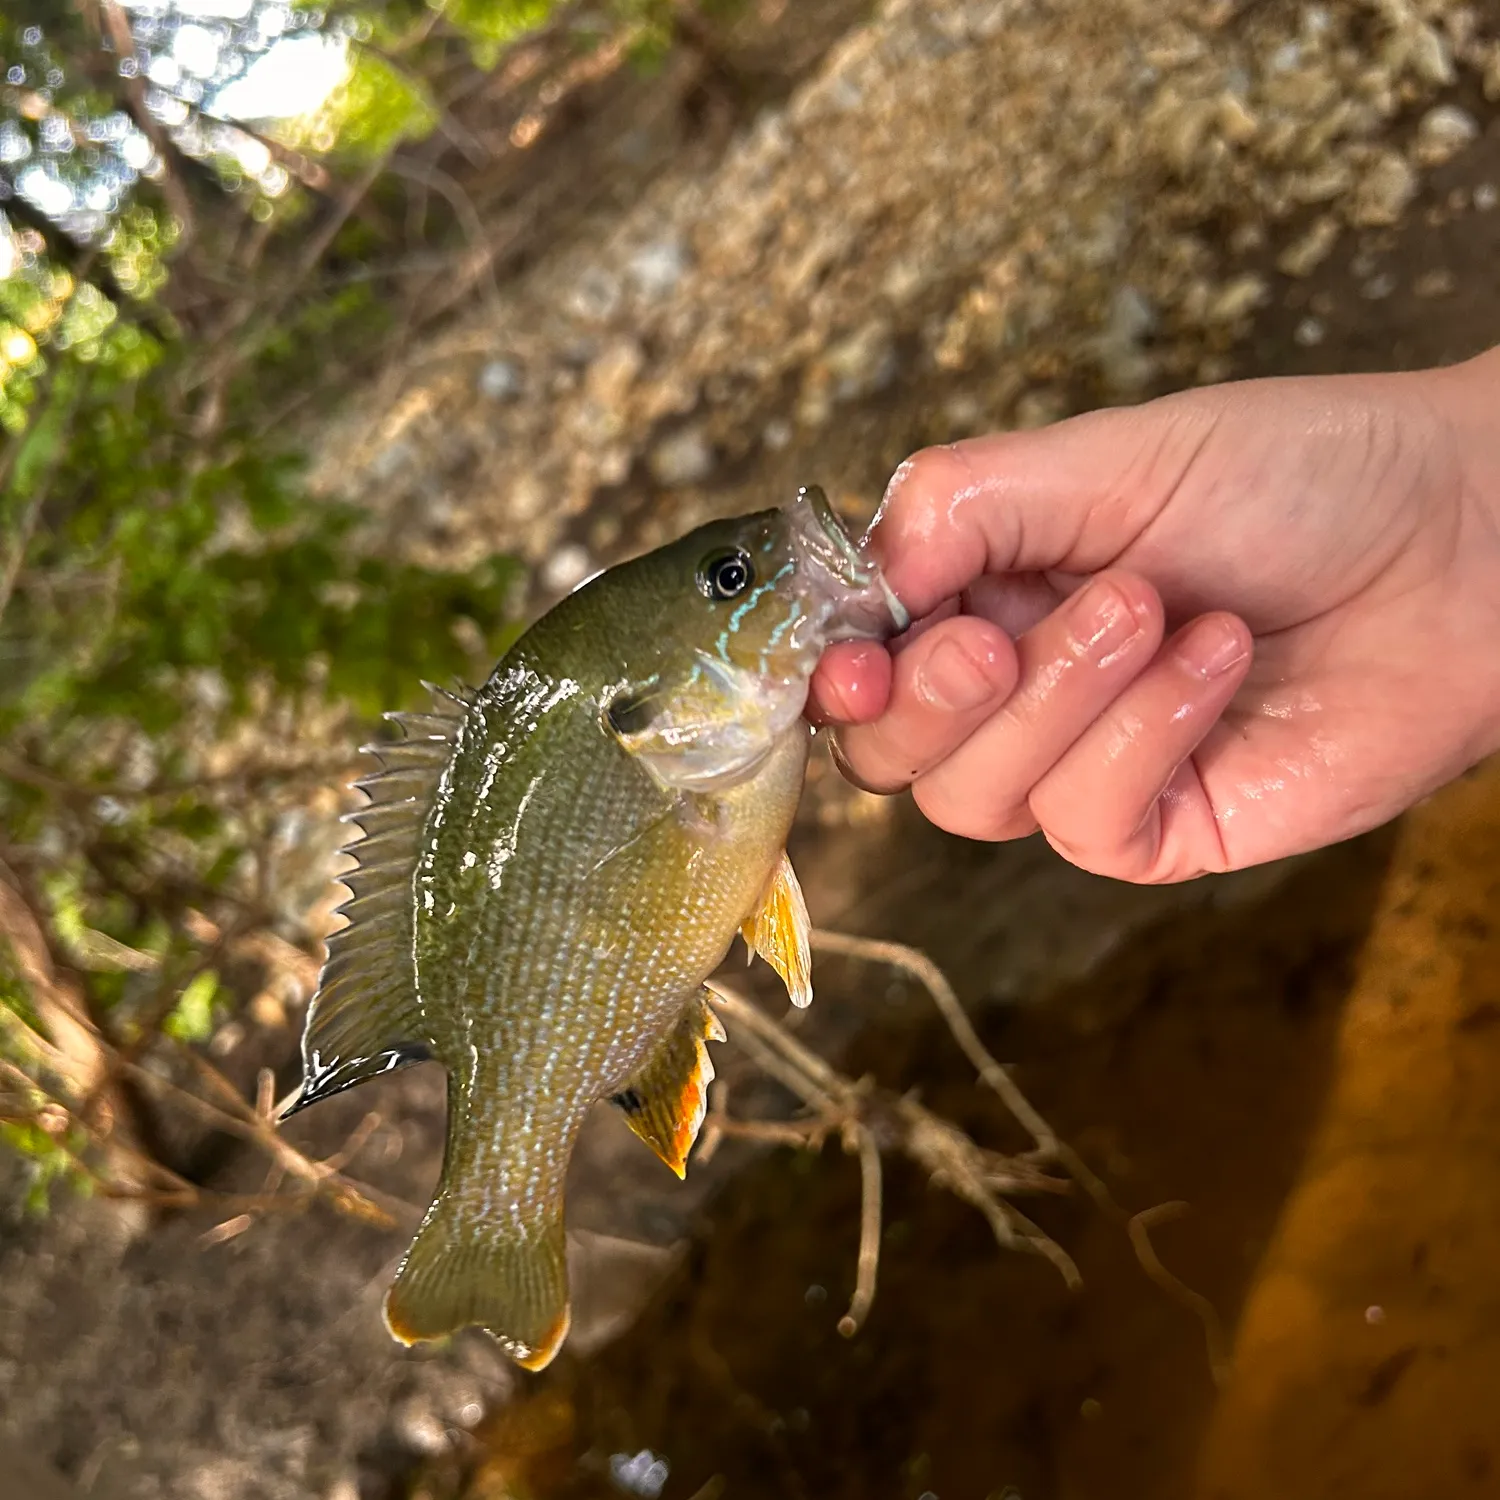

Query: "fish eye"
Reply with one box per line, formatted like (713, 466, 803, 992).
(698, 548, 755, 602)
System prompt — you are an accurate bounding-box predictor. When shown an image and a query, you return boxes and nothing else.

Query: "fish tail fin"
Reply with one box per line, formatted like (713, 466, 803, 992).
(383, 1197, 570, 1371)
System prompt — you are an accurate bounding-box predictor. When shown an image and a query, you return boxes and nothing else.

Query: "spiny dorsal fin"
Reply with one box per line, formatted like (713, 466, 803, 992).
(285, 682, 471, 1119)
(740, 851, 812, 1009)
(610, 989, 727, 1179)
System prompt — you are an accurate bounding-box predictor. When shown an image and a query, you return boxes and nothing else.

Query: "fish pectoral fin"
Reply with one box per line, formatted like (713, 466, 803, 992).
(740, 850, 812, 1009)
(384, 1196, 570, 1371)
(610, 989, 727, 1179)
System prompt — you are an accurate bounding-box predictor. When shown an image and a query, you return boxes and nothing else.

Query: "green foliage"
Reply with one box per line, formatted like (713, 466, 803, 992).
(324, 48, 440, 159)
(440, 0, 560, 69)
(0, 1120, 88, 1217)
(163, 969, 220, 1044)
(1, 0, 744, 1210)
(2, 367, 517, 735)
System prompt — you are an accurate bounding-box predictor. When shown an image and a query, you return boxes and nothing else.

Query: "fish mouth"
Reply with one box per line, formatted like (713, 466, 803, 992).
(787, 484, 909, 642)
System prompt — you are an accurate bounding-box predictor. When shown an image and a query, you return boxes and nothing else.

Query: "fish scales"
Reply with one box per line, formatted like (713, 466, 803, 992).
(289, 486, 906, 1369)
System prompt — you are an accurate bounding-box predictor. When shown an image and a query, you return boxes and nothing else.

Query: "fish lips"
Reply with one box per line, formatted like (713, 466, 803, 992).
(787, 484, 909, 644)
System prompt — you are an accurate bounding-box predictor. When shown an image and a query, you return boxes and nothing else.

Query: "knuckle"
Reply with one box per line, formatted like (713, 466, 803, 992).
(913, 776, 1035, 842)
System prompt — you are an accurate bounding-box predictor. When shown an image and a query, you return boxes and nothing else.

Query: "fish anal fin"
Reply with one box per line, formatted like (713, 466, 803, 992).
(384, 1197, 570, 1370)
(610, 991, 725, 1179)
(740, 851, 812, 1009)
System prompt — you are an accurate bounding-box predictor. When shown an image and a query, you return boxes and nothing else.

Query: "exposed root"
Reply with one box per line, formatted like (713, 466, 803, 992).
(709, 929, 1226, 1379)
(1128, 1201, 1232, 1387)
(810, 930, 1058, 1154)
(838, 1126, 883, 1337)
(705, 977, 1078, 1340)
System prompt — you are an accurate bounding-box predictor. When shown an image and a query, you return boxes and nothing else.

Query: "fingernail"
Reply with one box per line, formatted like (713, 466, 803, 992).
(1070, 580, 1145, 661)
(1178, 618, 1250, 680)
(913, 638, 1006, 711)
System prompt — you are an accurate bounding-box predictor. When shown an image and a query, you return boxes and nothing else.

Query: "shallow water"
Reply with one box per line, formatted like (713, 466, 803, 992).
(443, 759, 1500, 1499)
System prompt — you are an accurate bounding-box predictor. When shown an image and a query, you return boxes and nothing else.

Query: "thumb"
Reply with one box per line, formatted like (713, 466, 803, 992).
(870, 392, 1223, 619)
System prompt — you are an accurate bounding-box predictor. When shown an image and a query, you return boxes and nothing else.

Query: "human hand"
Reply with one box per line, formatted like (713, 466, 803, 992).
(811, 349, 1500, 882)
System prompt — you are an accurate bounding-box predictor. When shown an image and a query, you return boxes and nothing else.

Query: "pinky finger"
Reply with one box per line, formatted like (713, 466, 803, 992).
(1027, 613, 1253, 882)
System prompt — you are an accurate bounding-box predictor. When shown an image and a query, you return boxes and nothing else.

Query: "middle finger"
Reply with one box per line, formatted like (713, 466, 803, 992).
(911, 570, 1164, 841)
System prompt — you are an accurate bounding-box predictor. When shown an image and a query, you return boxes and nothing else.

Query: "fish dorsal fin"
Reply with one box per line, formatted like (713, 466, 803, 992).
(285, 682, 471, 1119)
(740, 851, 812, 1009)
(610, 990, 727, 1179)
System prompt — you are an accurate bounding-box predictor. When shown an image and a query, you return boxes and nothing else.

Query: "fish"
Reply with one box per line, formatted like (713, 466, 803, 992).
(285, 484, 906, 1371)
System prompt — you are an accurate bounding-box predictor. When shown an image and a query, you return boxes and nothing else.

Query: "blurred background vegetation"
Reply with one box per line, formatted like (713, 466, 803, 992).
(0, 0, 730, 1213)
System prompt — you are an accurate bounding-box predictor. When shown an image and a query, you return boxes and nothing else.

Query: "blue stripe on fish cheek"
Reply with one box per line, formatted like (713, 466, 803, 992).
(767, 599, 802, 650)
(728, 582, 768, 631)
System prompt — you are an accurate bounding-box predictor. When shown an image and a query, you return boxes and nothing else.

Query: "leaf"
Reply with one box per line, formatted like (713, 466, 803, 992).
(163, 970, 221, 1045)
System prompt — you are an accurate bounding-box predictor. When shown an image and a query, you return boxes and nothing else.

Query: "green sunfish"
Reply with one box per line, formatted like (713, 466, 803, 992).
(287, 485, 906, 1370)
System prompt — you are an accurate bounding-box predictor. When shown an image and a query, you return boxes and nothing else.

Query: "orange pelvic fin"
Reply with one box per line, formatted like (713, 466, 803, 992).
(740, 850, 812, 1009)
(610, 989, 726, 1179)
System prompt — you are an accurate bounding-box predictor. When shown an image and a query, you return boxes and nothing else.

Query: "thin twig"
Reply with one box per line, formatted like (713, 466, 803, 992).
(112, 1051, 407, 1228)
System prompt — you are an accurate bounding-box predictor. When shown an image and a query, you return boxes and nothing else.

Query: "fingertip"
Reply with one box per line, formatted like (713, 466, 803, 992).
(1171, 611, 1253, 682)
(868, 443, 988, 608)
(809, 641, 893, 725)
(898, 613, 1017, 713)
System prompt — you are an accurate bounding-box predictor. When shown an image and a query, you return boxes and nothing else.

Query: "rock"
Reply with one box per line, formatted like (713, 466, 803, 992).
(627, 237, 690, 298)
(584, 339, 645, 412)
(820, 318, 898, 402)
(1350, 150, 1417, 227)
(477, 358, 523, 400)
(1277, 214, 1339, 277)
(1413, 104, 1478, 168)
(567, 267, 622, 324)
(1293, 315, 1325, 347)
(1093, 285, 1159, 394)
(1206, 273, 1268, 324)
(391, 1395, 449, 1456)
(597, 445, 631, 487)
(540, 543, 593, 594)
(648, 425, 714, 487)
(1405, 23, 1456, 87)
(1288, 160, 1352, 204)
(1413, 268, 1456, 299)
(1216, 90, 1258, 145)
(1012, 387, 1068, 430)
(762, 416, 793, 451)
(942, 391, 984, 433)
